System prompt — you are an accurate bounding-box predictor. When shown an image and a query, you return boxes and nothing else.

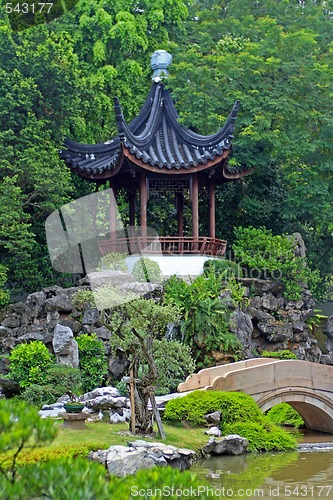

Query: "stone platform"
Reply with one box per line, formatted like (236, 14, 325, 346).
(62, 412, 87, 430)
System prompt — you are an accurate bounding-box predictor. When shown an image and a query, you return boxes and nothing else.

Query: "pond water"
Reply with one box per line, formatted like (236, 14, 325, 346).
(191, 433, 333, 499)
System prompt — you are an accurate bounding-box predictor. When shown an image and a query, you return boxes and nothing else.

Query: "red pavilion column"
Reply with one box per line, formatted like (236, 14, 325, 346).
(140, 171, 148, 244)
(129, 190, 136, 237)
(176, 191, 184, 253)
(192, 173, 199, 251)
(209, 176, 216, 239)
(176, 192, 184, 237)
(109, 180, 117, 246)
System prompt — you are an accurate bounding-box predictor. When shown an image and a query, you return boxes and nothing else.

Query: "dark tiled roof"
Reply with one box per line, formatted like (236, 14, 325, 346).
(60, 83, 240, 177)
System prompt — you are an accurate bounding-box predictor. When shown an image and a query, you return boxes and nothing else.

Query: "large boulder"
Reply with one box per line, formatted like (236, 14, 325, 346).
(229, 310, 254, 358)
(203, 435, 248, 456)
(52, 324, 79, 368)
(89, 440, 196, 477)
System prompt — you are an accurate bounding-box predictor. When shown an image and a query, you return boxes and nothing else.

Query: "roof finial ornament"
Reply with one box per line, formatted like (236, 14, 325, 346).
(151, 50, 172, 83)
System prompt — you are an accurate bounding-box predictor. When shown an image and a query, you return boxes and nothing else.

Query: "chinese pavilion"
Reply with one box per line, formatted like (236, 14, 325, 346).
(60, 51, 249, 259)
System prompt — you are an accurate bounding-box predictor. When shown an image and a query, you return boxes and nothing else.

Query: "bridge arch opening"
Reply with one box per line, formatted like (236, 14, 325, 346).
(258, 391, 333, 434)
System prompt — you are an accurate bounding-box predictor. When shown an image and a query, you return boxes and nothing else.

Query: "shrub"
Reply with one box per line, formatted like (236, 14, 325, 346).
(163, 273, 242, 365)
(0, 461, 214, 499)
(163, 390, 264, 426)
(132, 257, 162, 282)
(21, 365, 83, 407)
(0, 265, 10, 308)
(204, 259, 242, 279)
(97, 252, 127, 272)
(8, 341, 55, 389)
(43, 364, 83, 395)
(77, 334, 108, 392)
(110, 466, 214, 499)
(233, 226, 319, 300)
(0, 399, 57, 482)
(223, 422, 297, 451)
(153, 339, 195, 394)
(71, 289, 96, 309)
(266, 403, 304, 429)
(261, 350, 297, 360)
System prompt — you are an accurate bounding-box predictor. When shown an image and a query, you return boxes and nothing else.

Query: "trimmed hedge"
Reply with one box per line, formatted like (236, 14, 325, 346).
(163, 390, 297, 452)
(163, 390, 265, 426)
(223, 422, 297, 451)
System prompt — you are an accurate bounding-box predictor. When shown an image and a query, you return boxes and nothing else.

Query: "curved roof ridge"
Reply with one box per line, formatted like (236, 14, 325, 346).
(164, 91, 239, 147)
(114, 84, 164, 148)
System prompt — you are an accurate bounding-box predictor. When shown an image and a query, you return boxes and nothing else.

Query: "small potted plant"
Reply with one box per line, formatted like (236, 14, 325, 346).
(63, 391, 85, 413)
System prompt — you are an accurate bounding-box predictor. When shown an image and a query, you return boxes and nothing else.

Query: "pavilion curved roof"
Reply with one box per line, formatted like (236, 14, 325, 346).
(60, 82, 245, 180)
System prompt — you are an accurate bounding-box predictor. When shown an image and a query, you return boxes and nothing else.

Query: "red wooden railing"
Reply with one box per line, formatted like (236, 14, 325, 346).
(98, 236, 227, 257)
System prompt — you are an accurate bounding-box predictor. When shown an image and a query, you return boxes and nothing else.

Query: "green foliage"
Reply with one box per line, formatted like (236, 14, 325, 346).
(107, 299, 181, 355)
(97, 252, 127, 272)
(132, 257, 162, 283)
(115, 380, 129, 397)
(223, 422, 297, 452)
(93, 283, 137, 311)
(305, 309, 327, 331)
(76, 334, 108, 392)
(0, 264, 10, 307)
(203, 259, 243, 279)
(71, 289, 96, 309)
(0, 399, 57, 483)
(0, 460, 212, 499)
(266, 403, 304, 429)
(164, 390, 264, 427)
(153, 339, 195, 394)
(163, 274, 242, 364)
(261, 350, 298, 360)
(21, 365, 83, 408)
(233, 227, 318, 300)
(8, 341, 54, 389)
(109, 466, 214, 499)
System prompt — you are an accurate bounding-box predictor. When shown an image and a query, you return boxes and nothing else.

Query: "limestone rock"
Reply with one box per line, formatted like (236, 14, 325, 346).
(205, 426, 222, 437)
(25, 291, 46, 318)
(95, 326, 112, 340)
(109, 408, 131, 423)
(45, 294, 73, 313)
(0, 378, 20, 397)
(324, 317, 333, 339)
(89, 440, 196, 477)
(82, 308, 100, 325)
(205, 411, 221, 425)
(261, 293, 281, 311)
(52, 324, 79, 368)
(83, 395, 128, 412)
(229, 310, 254, 357)
(257, 320, 293, 343)
(203, 435, 248, 456)
(238, 278, 285, 297)
(108, 349, 130, 378)
(80, 386, 121, 400)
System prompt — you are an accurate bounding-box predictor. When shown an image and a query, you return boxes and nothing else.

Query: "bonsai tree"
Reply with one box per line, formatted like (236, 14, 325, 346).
(102, 296, 180, 436)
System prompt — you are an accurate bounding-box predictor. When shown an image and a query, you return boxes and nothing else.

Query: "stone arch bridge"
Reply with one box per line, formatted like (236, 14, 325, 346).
(178, 359, 333, 434)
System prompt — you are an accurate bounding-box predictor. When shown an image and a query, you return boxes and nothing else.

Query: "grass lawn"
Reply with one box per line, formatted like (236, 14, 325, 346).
(51, 419, 209, 451)
(0, 419, 209, 469)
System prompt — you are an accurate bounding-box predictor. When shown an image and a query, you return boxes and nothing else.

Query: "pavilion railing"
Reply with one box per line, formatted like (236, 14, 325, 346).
(98, 236, 227, 257)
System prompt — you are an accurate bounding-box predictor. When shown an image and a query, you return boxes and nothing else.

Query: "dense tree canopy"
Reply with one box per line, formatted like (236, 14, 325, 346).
(0, 0, 332, 299)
